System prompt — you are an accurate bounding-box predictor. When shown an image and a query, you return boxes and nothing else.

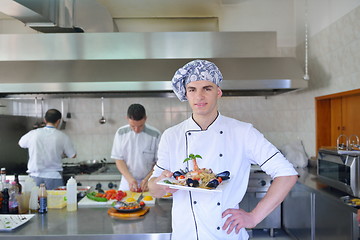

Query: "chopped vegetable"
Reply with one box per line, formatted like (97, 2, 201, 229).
(163, 180, 173, 184)
(86, 192, 108, 202)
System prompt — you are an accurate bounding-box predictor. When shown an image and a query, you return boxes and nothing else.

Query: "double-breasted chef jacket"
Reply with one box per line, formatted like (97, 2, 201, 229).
(111, 124, 161, 190)
(152, 113, 298, 240)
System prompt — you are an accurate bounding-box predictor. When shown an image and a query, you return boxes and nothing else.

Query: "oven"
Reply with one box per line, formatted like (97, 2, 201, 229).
(317, 148, 360, 197)
(239, 165, 281, 237)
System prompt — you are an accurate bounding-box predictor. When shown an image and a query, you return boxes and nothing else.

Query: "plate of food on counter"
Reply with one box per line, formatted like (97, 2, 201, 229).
(157, 154, 230, 193)
(112, 199, 146, 213)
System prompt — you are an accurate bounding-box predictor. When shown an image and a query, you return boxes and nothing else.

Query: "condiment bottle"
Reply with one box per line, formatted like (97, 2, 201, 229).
(38, 184, 47, 214)
(8, 181, 19, 214)
(1, 188, 9, 214)
(66, 177, 77, 212)
(14, 174, 22, 194)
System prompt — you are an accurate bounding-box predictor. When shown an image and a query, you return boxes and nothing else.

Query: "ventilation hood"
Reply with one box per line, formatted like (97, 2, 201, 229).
(0, 31, 308, 97)
(0, 0, 114, 33)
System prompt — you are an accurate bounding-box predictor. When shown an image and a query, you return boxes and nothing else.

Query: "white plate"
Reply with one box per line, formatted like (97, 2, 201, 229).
(157, 178, 227, 193)
(0, 214, 35, 231)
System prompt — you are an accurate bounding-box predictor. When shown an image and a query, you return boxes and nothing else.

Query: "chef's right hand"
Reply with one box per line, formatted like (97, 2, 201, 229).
(148, 170, 177, 197)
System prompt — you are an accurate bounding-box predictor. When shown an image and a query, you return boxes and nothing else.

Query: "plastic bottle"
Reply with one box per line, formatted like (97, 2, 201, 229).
(8, 181, 19, 214)
(29, 186, 39, 213)
(38, 184, 47, 214)
(14, 174, 22, 194)
(66, 177, 77, 212)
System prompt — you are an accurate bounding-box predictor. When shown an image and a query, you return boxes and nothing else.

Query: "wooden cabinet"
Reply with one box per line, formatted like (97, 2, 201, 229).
(316, 89, 360, 152)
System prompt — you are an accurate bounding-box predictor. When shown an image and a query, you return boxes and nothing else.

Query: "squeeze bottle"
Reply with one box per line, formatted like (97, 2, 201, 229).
(66, 177, 77, 211)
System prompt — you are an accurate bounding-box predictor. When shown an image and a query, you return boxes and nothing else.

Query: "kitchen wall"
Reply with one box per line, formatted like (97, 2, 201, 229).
(1, 0, 360, 164)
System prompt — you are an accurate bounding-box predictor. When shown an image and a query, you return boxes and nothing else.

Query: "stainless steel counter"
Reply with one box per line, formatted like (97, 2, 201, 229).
(0, 199, 172, 240)
(296, 167, 358, 213)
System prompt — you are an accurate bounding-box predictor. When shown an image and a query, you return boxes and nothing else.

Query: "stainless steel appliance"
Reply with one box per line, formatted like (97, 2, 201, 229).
(67, 162, 120, 191)
(239, 165, 281, 237)
(317, 148, 360, 197)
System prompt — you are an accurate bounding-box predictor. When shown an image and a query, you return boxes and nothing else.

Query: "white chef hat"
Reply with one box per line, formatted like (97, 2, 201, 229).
(171, 59, 223, 102)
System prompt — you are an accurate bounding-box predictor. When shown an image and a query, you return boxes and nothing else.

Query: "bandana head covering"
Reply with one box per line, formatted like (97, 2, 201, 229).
(171, 59, 223, 101)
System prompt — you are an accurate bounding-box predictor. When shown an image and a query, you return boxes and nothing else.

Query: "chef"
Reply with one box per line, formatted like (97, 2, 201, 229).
(18, 109, 77, 190)
(148, 60, 298, 240)
(111, 104, 161, 192)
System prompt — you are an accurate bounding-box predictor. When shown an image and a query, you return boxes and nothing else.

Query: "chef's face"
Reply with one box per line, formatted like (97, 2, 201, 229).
(127, 117, 146, 133)
(186, 80, 222, 118)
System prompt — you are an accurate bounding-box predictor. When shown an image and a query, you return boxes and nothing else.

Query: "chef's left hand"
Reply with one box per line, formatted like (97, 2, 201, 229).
(222, 208, 257, 234)
(140, 179, 149, 192)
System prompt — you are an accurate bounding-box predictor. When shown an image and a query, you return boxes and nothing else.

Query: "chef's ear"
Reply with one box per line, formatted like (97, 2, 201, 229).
(217, 87, 223, 98)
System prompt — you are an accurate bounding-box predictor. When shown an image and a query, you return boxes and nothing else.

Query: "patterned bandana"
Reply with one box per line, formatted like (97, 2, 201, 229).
(171, 59, 223, 102)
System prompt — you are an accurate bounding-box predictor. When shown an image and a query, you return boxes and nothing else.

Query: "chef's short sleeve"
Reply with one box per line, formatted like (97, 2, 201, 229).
(245, 125, 298, 179)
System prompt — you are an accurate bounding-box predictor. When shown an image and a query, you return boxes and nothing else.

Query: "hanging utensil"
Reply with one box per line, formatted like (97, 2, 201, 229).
(99, 97, 106, 124)
(33, 97, 40, 129)
(66, 97, 72, 119)
(40, 98, 46, 127)
(60, 98, 66, 130)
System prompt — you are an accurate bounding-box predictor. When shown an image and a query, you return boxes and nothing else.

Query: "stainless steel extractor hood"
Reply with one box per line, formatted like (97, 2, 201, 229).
(0, 0, 114, 33)
(0, 31, 308, 97)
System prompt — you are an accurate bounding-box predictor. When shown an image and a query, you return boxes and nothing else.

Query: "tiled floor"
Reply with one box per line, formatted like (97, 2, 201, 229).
(249, 229, 295, 239)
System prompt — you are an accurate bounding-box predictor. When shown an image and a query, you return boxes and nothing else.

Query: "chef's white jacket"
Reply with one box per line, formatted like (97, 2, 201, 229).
(152, 113, 298, 240)
(111, 124, 161, 190)
(19, 126, 76, 178)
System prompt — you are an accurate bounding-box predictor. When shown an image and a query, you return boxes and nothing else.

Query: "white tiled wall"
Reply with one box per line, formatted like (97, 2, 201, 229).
(3, 5, 360, 162)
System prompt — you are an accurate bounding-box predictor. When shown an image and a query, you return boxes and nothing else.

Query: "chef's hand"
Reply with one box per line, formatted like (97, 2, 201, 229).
(222, 208, 257, 234)
(140, 179, 149, 192)
(128, 178, 140, 192)
(148, 170, 177, 198)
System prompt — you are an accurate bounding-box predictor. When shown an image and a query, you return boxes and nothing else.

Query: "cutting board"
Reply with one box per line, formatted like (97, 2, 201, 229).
(107, 206, 150, 219)
(78, 191, 156, 207)
(78, 196, 116, 207)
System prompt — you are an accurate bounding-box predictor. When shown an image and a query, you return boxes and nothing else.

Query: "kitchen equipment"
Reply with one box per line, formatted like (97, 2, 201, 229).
(66, 97, 72, 119)
(107, 206, 150, 219)
(60, 98, 66, 130)
(33, 98, 40, 129)
(337, 134, 360, 152)
(99, 97, 106, 124)
(79, 158, 107, 169)
(317, 148, 360, 197)
(239, 165, 280, 237)
(40, 98, 46, 127)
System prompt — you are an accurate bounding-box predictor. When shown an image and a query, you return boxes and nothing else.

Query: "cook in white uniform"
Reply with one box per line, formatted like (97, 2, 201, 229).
(111, 104, 161, 192)
(149, 60, 298, 240)
(19, 109, 77, 190)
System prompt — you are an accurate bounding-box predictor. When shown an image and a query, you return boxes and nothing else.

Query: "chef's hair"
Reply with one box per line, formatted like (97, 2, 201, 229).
(45, 109, 62, 123)
(127, 104, 146, 121)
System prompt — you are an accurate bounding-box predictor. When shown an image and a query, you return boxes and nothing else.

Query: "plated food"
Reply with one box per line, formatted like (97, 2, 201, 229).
(113, 200, 145, 213)
(158, 154, 230, 191)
